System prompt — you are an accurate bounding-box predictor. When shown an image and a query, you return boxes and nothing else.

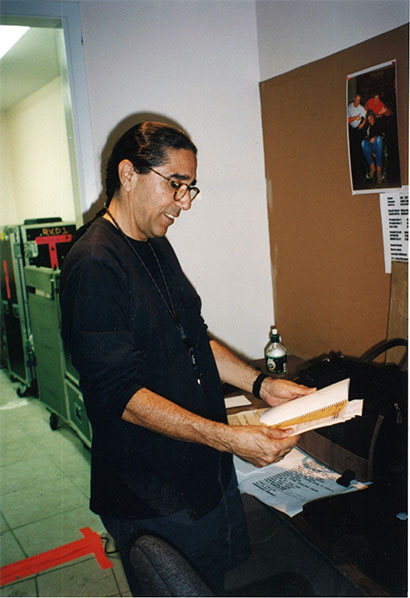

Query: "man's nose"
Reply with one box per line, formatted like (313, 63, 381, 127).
(177, 193, 193, 211)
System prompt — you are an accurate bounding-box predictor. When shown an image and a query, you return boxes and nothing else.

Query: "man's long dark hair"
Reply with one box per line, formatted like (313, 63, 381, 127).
(70, 121, 197, 247)
(105, 121, 197, 205)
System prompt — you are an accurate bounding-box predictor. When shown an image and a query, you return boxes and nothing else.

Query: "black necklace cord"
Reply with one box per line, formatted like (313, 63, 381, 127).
(105, 208, 177, 320)
(104, 207, 201, 384)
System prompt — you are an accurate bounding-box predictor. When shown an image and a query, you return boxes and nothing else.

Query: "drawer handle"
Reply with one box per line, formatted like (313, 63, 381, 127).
(75, 406, 82, 422)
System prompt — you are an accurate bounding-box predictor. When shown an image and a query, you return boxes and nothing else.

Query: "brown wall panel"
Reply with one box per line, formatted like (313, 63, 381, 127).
(260, 25, 408, 360)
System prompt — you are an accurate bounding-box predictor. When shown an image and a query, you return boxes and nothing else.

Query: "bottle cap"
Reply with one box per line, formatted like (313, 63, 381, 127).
(271, 327, 280, 341)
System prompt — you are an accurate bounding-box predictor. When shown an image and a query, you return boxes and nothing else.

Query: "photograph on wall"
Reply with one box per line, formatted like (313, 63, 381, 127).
(346, 60, 401, 194)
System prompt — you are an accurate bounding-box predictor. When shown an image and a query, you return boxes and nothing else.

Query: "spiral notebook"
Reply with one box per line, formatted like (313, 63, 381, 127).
(228, 378, 363, 434)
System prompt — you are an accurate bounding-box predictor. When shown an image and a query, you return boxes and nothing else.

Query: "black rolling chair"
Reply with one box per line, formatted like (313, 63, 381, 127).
(129, 533, 215, 597)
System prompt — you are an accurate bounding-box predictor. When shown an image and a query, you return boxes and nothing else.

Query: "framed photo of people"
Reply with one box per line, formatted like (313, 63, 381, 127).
(347, 60, 401, 194)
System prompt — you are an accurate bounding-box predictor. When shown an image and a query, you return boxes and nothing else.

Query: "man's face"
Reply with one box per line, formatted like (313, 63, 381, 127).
(354, 94, 361, 106)
(131, 148, 197, 241)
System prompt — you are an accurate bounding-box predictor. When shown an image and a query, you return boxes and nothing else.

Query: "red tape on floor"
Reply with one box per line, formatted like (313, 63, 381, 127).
(0, 527, 113, 586)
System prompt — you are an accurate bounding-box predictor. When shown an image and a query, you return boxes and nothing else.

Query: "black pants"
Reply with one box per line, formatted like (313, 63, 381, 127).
(101, 472, 250, 596)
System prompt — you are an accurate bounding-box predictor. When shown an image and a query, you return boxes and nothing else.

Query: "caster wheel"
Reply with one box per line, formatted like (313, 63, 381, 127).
(17, 385, 28, 397)
(49, 412, 59, 430)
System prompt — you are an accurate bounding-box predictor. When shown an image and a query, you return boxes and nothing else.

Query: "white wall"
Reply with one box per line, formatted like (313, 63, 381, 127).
(78, 0, 274, 359)
(1, 77, 75, 225)
(0, 112, 17, 224)
(256, 0, 409, 81)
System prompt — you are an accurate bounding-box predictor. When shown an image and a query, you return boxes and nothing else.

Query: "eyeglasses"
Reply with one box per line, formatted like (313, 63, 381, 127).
(144, 166, 200, 202)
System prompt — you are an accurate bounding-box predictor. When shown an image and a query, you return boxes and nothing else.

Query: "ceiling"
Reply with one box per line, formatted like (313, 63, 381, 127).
(0, 27, 60, 113)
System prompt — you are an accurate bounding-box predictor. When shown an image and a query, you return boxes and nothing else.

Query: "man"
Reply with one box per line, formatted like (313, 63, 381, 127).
(347, 94, 367, 185)
(364, 93, 392, 118)
(347, 93, 366, 129)
(60, 122, 314, 595)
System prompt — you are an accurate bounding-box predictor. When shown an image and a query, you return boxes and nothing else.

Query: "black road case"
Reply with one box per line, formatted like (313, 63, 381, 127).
(0, 219, 76, 396)
(1, 225, 35, 395)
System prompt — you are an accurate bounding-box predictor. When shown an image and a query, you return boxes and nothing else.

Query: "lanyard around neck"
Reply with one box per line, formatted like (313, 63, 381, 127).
(104, 208, 201, 383)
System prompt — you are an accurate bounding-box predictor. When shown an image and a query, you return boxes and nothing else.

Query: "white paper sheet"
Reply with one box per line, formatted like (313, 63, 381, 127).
(224, 395, 252, 409)
(379, 187, 409, 273)
(234, 447, 369, 517)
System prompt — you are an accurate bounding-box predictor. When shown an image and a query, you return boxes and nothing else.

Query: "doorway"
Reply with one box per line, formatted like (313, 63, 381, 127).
(0, 22, 81, 225)
(0, 1, 96, 226)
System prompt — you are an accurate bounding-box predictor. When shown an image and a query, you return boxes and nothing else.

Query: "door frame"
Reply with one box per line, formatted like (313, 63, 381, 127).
(1, 1, 97, 224)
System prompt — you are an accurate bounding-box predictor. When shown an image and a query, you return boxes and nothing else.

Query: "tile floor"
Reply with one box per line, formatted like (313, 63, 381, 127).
(0, 368, 131, 597)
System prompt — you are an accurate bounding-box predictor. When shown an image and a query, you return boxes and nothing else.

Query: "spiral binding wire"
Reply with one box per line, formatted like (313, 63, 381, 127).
(269, 399, 348, 429)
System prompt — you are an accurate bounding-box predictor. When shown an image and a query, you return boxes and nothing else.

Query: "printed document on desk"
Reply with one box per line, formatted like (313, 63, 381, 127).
(234, 448, 369, 517)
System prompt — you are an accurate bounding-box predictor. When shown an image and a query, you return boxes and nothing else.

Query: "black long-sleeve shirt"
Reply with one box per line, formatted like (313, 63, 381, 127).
(363, 118, 384, 141)
(60, 217, 233, 519)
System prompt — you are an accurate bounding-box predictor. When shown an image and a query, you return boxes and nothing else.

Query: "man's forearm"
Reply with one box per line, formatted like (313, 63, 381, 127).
(210, 339, 316, 408)
(210, 339, 260, 393)
(120, 341, 314, 467)
(122, 386, 230, 451)
(121, 386, 297, 467)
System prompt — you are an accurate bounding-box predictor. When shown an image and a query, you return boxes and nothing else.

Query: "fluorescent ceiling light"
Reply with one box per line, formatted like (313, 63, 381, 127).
(0, 25, 29, 60)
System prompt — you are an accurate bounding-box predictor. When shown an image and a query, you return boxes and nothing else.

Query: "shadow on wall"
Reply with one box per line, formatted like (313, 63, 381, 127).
(82, 112, 194, 225)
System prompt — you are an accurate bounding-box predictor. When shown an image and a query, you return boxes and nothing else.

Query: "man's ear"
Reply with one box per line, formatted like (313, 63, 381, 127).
(118, 160, 135, 192)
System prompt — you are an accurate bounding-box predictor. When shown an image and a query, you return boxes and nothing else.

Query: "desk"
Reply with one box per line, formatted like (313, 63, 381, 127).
(225, 357, 407, 597)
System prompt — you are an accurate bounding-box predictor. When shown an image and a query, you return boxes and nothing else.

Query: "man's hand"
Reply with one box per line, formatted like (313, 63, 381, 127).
(225, 424, 299, 467)
(260, 377, 316, 407)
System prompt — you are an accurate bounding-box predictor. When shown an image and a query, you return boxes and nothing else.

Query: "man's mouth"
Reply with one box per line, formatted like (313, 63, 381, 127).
(164, 212, 178, 223)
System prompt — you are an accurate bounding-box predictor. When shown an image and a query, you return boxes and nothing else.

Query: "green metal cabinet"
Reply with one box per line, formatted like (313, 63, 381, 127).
(25, 266, 91, 447)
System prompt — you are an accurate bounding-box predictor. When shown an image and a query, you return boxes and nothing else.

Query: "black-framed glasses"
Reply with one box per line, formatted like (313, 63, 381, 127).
(144, 166, 200, 202)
